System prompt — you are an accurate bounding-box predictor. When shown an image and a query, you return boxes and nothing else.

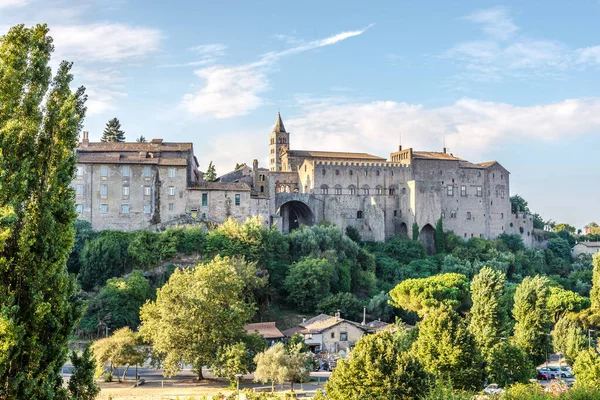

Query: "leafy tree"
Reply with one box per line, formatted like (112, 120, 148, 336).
(78, 230, 132, 290)
(441, 255, 478, 279)
(253, 342, 312, 393)
(139, 256, 255, 379)
(317, 293, 363, 322)
(468, 267, 507, 356)
(532, 213, 545, 230)
(91, 327, 146, 382)
(547, 237, 572, 261)
(136, 135, 146, 143)
(367, 292, 398, 323)
(0, 24, 87, 398)
(345, 226, 361, 244)
(101, 117, 125, 142)
(498, 233, 525, 253)
(510, 195, 530, 214)
(590, 254, 600, 310)
(285, 257, 334, 312)
(546, 286, 590, 322)
(67, 220, 96, 274)
(79, 270, 153, 334)
(411, 304, 483, 390)
(554, 223, 576, 234)
(205, 161, 217, 181)
(435, 218, 445, 254)
(485, 341, 534, 387)
(512, 276, 551, 364)
(68, 346, 100, 400)
(326, 329, 428, 399)
(285, 343, 313, 392)
(389, 273, 470, 317)
(285, 333, 309, 353)
(234, 162, 246, 170)
(412, 222, 419, 241)
(552, 316, 587, 366)
(212, 342, 252, 385)
(572, 348, 600, 388)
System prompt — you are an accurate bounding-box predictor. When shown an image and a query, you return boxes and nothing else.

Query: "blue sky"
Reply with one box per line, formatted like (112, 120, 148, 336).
(2, 0, 600, 228)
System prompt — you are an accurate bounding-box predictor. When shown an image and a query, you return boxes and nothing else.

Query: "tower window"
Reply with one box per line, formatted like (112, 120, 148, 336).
(322, 169, 326, 176)
(349, 170, 353, 176)
(467, 212, 472, 220)
(357, 210, 363, 219)
(461, 185, 467, 196)
(447, 185, 453, 196)
(335, 170, 340, 176)
(320, 185, 329, 195)
(376, 170, 380, 176)
(451, 210, 456, 218)
(349, 186, 356, 195)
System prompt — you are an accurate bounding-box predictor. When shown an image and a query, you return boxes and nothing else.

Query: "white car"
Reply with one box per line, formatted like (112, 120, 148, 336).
(484, 384, 505, 395)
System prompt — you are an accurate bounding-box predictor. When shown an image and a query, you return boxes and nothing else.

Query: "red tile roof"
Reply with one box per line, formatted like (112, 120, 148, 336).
(244, 322, 284, 339)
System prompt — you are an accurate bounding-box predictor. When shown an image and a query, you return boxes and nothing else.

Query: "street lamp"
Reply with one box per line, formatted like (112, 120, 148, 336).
(235, 373, 243, 399)
(589, 329, 596, 348)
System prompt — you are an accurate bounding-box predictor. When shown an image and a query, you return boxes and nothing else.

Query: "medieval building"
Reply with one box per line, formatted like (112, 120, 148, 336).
(72, 114, 534, 252)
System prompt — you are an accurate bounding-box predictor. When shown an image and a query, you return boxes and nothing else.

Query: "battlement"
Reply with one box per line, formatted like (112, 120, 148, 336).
(314, 160, 411, 168)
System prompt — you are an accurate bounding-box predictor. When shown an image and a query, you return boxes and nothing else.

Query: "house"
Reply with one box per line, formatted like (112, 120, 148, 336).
(282, 313, 374, 354)
(572, 242, 600, 257)
(244, 322, 284, 346)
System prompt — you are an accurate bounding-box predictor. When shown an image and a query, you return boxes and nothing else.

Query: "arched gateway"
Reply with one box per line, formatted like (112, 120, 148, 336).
(278, 200, 314, 233)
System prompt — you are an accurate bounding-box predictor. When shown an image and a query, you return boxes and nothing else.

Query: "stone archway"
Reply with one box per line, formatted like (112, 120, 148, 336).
(398, 222, 408, 237)
(419, 224, 436, 255)
(278, 200, 314, 233)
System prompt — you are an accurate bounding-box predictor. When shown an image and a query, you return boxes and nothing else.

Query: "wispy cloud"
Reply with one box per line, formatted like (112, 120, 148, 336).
(182, 25, 373, 119)
(0, 0, 29, 8)
(159, 43, 226, 68)
(464, 6, 518, 40)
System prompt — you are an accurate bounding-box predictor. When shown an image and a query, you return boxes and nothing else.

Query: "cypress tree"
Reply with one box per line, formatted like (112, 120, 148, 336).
(205, 161, 217, 181)
(435, 217, 445, 253)
(0, 24, 87, 398)
(101, 117, 125, 142)
(412, 223, 419, 241)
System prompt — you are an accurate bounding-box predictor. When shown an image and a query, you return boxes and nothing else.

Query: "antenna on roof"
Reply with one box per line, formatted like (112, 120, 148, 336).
(398, 132, 402, 151)
(443, 132, 447, 154)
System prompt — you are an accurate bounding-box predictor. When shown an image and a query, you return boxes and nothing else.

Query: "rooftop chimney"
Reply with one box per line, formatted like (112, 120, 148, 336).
(443, 147, 447, 154)
(302, 317, 306, 324)
(335, 310, 340, 321)
(398, 145, 402, 151)
(81, 131, 89, 147)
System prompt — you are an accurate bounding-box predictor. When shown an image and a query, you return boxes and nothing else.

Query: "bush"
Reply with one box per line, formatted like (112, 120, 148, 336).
(317, 293, 364, 322)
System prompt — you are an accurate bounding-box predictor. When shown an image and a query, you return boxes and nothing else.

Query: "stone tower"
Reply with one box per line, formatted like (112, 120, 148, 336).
(269, 113, 289, 171)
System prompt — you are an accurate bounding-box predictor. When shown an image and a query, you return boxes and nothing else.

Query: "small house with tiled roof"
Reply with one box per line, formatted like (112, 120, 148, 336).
(244, 322, 284, 346)
(573, 242, 600, 257)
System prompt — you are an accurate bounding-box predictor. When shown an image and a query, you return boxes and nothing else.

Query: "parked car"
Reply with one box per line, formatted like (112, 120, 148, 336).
(483, 384, 505, 395)
(560, 370, 574, 379)
(560, 366, 572, 372)
(537, 371, 554, 380)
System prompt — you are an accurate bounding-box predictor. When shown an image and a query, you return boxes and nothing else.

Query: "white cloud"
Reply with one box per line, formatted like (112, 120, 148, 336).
(159, 43, 227, 68)
(284, 97, 600, 162)
(464, 6, 518, 40)
(51, 23, 162, 63)
(577, 46, 600, 64)
(189, 43, 227, 56)
(0, 0, 28, 8)
(72, 67, 126, 115)
(182, 26, 372, 119)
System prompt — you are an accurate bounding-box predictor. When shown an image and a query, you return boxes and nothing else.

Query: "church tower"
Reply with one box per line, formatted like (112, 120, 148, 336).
(269, 113, 289, 171)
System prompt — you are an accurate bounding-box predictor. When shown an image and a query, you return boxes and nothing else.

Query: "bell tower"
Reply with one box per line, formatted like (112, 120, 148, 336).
(269, 112, 289, 171)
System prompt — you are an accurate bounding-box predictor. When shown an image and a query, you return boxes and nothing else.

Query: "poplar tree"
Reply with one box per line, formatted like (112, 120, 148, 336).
(204, 161, 217, 181)
(101, 117, 125, 142)
(0, 24, 87, 398)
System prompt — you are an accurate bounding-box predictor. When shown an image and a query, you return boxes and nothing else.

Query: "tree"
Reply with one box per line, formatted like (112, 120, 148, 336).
(317, 293, 363, 322)
(101, 117, 125, 142)
(212, 342, 252, 385)
(497, 233, 525, 253)
(205, 161, 217, 181)
(552, 316, 587, 366)
(554, 223, 576, 234)
(78, 230, 132, 290)
(68, 346, 100, 400)
(435, 218, 445, 253)
(547, 238, 572, 261)
(468, 267, 507, 356)
(532, 213, 545, 230)
(136, 135, 146, 143)
(345, 226, 361, 244)
(411, 304, 483, 390)
(412, 222, 419, 241)
(546, 286, 590, 323)
(253, 343, 288, 392)
(67, 220, 96, 274)
(0, 24, 87, 398)
(91, 327, 146, 382)
(572, 348, 600, 388)
(234, 162, 246, 170)
(139, 256, 255, 379)
(512, 276, 551, 364)
(389, 273, 471, 317)
(326, 329, 427, 399)
(284, 257, 334, 312)
(285, 343, 313, 392)
(510, 195, 530, 214)
(590, 254, 600, 310)
(485, 341, 534, 387)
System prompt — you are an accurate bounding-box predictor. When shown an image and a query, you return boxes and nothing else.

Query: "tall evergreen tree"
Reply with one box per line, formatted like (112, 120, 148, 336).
(101, 117, 125, 142)
(512, 275, 551, 364)
(0, 24, 87, 398)
(135, 135, 146, 143)
(68, 346, 100, 400)
(590, 253, 600, 310)
(435, 218, 445, 253)
(204, 161, 217, 181)
(468, 267, 506, 356)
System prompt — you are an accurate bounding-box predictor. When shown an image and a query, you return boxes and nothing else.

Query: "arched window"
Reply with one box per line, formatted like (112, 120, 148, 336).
(376, 170, 380, 176)
(322, 169, 326, 176)
(335, 170, 340, 176)
(320, 184, 329, 195)
(334, 185, 342, 195)
(357, 210, 363, 219)
(364, 170, 368, 177)
(402, 188, 407, 194)
(441, 211, 446, 218)
(389, 187, 396, 195)
(348, 185, 356, 195)
(349, 170, 353, 176)
(260, 185, 264, 193)
(376, 185, 383, 195)
(450, 210, 456, 218)
(391, 170, 394, 176)
(361, 185, 369, 195)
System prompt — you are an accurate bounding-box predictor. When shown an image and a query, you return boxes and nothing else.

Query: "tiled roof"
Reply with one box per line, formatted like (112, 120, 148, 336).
(244, 322, 284, 339)
(78, 141, 193, 152)
(288, 150, 386, 161)
(188, 182, 251, 191)
(576, 242, 600, 247)
(76, 153, 188, 166)
(366, 320, 389, 332)
(281, 326, 305, 337)
(478, 161, 498, 167)
(412, 151, 465, 161)
(299, 314, 345, 333)
(274, 113, 286, 133)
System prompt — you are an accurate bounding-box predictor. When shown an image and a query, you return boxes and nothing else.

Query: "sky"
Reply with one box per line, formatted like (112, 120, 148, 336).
(1, 0, 599, 229)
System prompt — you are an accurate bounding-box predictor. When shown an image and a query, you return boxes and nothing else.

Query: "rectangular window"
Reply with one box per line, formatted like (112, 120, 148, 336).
(477, 186, 482, 197)
(202, 193, 208, 207)
(122, 186, 129, 196)
(76, 166, 84, 177)
(100, 184, 108, 196)
(441, 211, 445, 218)
(75, 204, 83, 213)
(330, 332, 335, 339)
(340, 332, 348, 341)
(144, 186, 151, 196)
(461, 185, 467, 196)
(168, 168, 175, 178)
(100, 165, 108, 177)
(122, 165, 130, 177)
(76, 184, 83, 195)
(100, 204, 108, 214)
(447, 185, 453, 196)
(168, 186, 175, 196)
(501, 190, 505, 198)
(467, 212, 472, 220)
(235, 194, 240, 206)
(168, 203, 175, 211)
(143, 204, 151, 214)
(144, 166, 151, 177)
(121, 204, 130, 214)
